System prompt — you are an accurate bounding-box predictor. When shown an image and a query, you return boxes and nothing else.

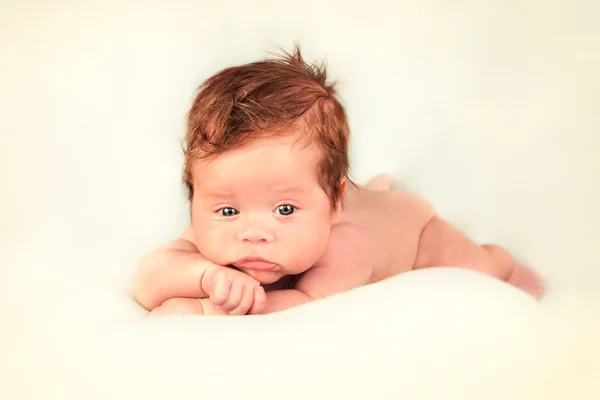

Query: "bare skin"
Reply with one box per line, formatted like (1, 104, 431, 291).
(136, 177, 543, 316)
(253, 177, 543, 315)
(133, 136, 543, 316)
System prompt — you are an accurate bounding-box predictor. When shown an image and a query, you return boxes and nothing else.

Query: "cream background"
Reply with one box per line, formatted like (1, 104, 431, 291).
(1, 0, 599, 399)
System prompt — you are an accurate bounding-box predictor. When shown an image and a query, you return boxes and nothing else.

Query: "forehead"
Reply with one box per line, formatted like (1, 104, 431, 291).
(192, 134, 321, 189)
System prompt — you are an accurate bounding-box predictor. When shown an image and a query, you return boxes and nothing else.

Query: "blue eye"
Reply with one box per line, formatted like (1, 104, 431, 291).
(219, 207, 239, 217)
(276, 204, 295, 216)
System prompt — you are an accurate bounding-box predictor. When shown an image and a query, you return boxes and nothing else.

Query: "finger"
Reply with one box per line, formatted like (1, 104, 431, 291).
(200, 265, 217, 295)
(228, 286, 254, 316)
(210, 273, 232, 305)
(248, 286, 267, 315)
(199, 299, 227, 316)
(220, 280, 244, 311)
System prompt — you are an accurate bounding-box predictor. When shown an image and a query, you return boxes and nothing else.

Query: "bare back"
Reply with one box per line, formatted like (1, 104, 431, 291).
(315, 185, 436, 284)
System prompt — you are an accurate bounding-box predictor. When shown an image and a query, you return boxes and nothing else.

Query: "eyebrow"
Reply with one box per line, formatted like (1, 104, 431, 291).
(270, 185, 306, 194)
(198, 189, 234, 199)
(196, 183, 307, 198)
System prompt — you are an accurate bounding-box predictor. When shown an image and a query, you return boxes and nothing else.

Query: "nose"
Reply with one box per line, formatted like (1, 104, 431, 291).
(238, 217, 274, 243)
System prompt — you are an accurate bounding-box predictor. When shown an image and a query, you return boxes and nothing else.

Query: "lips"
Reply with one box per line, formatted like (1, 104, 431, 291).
(233, 257, 277, 271)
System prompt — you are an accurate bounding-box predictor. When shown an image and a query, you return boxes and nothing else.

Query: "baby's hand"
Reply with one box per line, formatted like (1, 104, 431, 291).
(150, 298, 229, 316)
(201, 265, 267, 315)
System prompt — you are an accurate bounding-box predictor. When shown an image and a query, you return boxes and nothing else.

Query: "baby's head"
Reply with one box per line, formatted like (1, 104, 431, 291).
(182, 47, 351, 284)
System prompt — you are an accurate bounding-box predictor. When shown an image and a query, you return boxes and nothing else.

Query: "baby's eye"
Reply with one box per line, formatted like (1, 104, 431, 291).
(218, 207, 239, 217)
(276, 204, 296, 216)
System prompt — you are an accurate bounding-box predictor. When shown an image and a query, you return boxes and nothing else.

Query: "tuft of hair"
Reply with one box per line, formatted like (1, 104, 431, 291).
(182, 44, 351, 209)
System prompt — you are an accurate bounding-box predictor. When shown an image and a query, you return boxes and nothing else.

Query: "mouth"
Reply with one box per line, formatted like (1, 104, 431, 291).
(232, 257, 277, 271)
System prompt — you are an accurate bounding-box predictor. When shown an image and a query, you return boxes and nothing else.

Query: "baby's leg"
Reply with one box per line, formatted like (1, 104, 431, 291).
(413, 216, 543, 299)
(482, 244, 544, 299)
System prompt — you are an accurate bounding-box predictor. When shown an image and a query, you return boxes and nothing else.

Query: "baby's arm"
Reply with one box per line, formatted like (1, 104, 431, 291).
(133, 226, 266, 314)
(132, 226, 212, 310)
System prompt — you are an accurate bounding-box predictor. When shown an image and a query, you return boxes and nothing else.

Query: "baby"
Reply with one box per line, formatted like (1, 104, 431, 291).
(132, 47, 544, 316)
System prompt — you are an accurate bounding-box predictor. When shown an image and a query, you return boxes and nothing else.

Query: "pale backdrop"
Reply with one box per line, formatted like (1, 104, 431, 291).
(1, 0, 599, 399)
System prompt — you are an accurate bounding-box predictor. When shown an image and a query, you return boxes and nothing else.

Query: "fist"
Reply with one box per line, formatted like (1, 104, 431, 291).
(201, 265, 267, 315)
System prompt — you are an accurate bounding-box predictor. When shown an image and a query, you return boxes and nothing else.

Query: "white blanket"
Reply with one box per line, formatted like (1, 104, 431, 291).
(2, 251, 597, 399)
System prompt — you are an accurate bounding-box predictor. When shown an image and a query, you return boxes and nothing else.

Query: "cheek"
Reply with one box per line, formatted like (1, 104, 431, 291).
(279, 215, 332, 265)
(191, 218, 232, 263)
(295, 221, 329, 249)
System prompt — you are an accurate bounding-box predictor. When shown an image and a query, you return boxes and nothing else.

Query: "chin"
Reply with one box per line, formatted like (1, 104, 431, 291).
(244, 270, 284, 284)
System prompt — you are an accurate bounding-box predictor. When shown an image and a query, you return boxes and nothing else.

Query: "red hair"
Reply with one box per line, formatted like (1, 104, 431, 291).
(183, 46, 351, 208)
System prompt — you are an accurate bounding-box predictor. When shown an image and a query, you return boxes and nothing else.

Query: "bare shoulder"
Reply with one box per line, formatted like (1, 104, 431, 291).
(336, 186, 438, 280)
(156, 225, 199, 253)
(296, 222, 374, 298)
(317, 221, 373, 272)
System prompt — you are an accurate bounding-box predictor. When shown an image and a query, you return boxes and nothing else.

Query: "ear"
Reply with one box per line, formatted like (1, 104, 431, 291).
(340, 177, 347, 193)
(331, 177, 347, 224)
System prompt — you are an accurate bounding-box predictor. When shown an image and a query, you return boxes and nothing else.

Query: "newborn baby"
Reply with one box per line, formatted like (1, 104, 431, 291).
(132, 47, 544, 316)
